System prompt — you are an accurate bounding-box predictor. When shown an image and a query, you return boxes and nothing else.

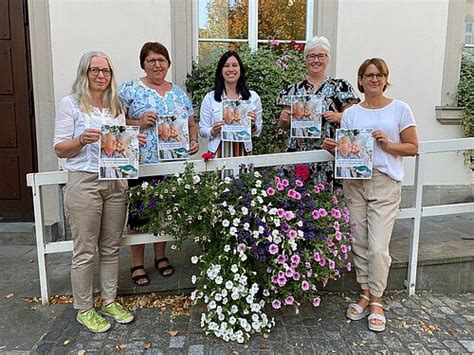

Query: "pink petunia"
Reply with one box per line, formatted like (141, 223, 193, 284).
(287, 189, 297, 198)
(284, 211, 295, 221)
(288, 229, 297, 240)
(295, 179, 303, 187)
(313, 252, 321, 262)
(294, 192, 302, 200)
(282, 179, 289, 187)
(271, 275, 278, 283)
(332, 196, 338, 205)
(346, 262, 352, 271)
(276, 182, 285, 191)
(292, 272, 301, 281)
(277, 276, 287, 287)
(313, 185, 320, 194)
(277, 208, 285, 217)
(268, 243, 279, 255)
(285, 268, 294, 278)
(334, 221, 340, 231)
(318, 183, 325, 191)
(284, 296, 295, 305)
(301, 281, 310, 291)
(312, 210, 320, 220)
(344, 215, 350, 223)
(272, 299, 282, 309)
(274, 176, 281, 184)
(267, 187, 275, 196)
(341, 244, 348, 254)
(312, 297, 321, 307)
(335, 231, 342, 241)
(319, 208, 328, 217)
(329, 260, 335, 270)
(319, 258, 326, 267)
(277, 254, 287, 264)
(331, 208, 342, 218)
(290, 254, 301, 266)
(237, 243, 245, 253)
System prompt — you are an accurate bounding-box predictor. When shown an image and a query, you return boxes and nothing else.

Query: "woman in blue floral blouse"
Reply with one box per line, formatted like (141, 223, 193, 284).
(119, 42, 199, 286)
(277, 36, 359, 186)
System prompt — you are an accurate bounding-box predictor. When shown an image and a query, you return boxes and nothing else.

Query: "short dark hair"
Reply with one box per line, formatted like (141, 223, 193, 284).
(139, 42, 171, 69)
(357, 58, 390, 93)
(213, 51, 250, 102)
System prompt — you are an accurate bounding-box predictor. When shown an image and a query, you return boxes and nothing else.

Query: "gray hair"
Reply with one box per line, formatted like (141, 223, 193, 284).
(71, 50, 122, 117)
(304, 36, 331, 58)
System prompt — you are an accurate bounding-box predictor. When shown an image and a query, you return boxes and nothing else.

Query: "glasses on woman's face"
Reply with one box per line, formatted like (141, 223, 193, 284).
(88, 67, 112, 77)
(145, 58, 168, 66)
(306, 53, 328, 62)
(363, 73, 386, 81)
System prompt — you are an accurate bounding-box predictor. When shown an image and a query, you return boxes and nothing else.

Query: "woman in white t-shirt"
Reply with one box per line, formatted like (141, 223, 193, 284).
(323, 58, 419, 332)
(54, 51, 136, 333)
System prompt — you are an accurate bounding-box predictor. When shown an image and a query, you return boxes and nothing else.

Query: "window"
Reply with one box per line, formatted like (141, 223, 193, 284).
(465, 0, 474, 54)
(197, 0, 314, 63)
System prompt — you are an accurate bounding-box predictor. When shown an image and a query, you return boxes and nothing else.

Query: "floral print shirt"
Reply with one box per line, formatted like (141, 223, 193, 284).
(276, 77, 359, 186)
(118, 78, 194, 164)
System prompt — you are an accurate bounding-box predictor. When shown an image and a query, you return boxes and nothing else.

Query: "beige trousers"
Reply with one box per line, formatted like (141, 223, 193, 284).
(65, 171, 128, 310)
(343, 170, 401, 297)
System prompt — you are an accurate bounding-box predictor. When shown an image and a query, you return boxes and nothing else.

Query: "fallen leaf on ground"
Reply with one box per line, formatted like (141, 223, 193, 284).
(259, 343, 269, 349)
(143, 342, 152, 350)
(418, 321, 440, 334)
(4, 293, 14, 299)
(63, 339, 71, 345)
(115, 343, 128, 351)
(77, 350, 86, 355)
(168, 330, 178, 337)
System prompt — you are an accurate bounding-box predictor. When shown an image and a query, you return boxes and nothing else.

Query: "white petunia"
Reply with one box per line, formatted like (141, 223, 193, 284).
(241, 207, 248, 215)
(215, 276, 223, 284)
(297, 220, 303, 227)
(224, 245, 231, 252)
(141, 181, 149, 190)
(191, 256, 199, 264)
(232, 218, 240, 226)
(225, 281, 234, 290)
(243, 222, 250, 230)
(222, 219, 230, 227)
(193, 175, 201, 184)
(191, 275, 197, 284)
(231, 264, 238, 273)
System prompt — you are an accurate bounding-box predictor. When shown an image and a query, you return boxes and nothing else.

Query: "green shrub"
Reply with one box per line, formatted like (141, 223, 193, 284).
(457, 54, 474, 138)
(185, 43, 307, 154)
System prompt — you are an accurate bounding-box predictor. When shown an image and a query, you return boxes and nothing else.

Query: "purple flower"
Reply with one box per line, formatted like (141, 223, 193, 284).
(344, 214, 350, 223)
(290, 254, 301, 266)
(294, 192, 302, 200)
(284, 296, 295, 305)
(277, 254, 287, 264)
(288, 229, 297, 240)
(312, 297, 321, 307)
(331, 208, 341, 218)
(313, 252, 321, 262)
(276, 182, 284, 191)
(301, 281, 310, 291)
(271, 275, 278, 283)
(319, 258, 326, 267)
(277, 276, 287, 287)
(293, 272, 301, 281)
(311, 209, 320, 220)
(341, 244, 348, 254)
(285, 268, 294, 278)
(237, 243, 245, 253)
(323, 278, 329, 287)
(332, 196, 339, 205)
(277, 208, 285, 217)
(319, 208, 328, 217)
(282, 179, 289, 187)
(346, 262, 352, 271)
(335, 231, 342, 241)
(334, 221, 340, 231)
(268, 243, 279, 255)
(295, 179, 303, 187)
(329, 260, 335, 270)
(284, 211, 295, 221)
(272, 299, 281, 309)
(267, 187, 275, 196)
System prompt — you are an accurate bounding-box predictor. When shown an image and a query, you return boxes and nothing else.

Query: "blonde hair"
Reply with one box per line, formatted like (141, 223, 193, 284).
(71, 51, 122, 117)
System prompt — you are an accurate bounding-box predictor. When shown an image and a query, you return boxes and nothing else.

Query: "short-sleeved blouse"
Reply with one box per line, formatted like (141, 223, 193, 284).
(276, 77, 359, 151)
(118, 78, 194, 164)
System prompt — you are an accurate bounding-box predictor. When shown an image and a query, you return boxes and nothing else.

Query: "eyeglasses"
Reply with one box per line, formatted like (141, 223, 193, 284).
(306, 53, 328, 61)
(88, 67, 112, 77)
(145, 58, 168, 66)
(363, 73, 386, 80)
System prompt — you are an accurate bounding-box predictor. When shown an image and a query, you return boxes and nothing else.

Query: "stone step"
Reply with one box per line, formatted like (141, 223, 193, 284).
(0, 221, 60, 245)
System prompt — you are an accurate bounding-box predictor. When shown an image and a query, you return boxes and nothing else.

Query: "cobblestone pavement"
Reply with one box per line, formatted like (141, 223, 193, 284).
(2, 290, 472, 354)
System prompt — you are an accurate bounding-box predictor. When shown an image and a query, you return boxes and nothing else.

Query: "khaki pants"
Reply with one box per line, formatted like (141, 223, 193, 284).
(343, 170, 401, 297)
(65, 171, 128, 310)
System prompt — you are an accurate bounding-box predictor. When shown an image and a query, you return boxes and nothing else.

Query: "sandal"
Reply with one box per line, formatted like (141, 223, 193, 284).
(346, 294, 370, 321)
(155, 257, 175, 277)
(130, 265, 150, 286)
(368, 302, 386, 332)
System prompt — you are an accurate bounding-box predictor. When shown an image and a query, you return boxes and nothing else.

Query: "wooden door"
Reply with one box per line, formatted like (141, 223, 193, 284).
(0, 0, 35, 221)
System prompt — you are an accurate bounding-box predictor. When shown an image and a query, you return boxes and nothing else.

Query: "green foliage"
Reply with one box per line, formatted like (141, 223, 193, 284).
(457, 54, 474, 138)
(185, 43, 307, 154)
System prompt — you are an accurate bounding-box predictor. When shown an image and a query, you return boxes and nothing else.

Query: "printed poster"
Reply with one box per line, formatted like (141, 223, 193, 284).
(290, 95, 323, 139)
(335, 128, 374, 179)
(221, 100, 252, 142)
(156, 115, 190, 161)
(99, 125, 139, 180)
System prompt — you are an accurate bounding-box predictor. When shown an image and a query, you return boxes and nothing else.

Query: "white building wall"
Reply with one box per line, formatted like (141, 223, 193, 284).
(336, 0, 471, 185)
(49, 0, 173, 103)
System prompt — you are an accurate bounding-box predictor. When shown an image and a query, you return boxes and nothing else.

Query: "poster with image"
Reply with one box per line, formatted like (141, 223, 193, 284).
(99, 125, 139, 180)
(221, 100, 252, 142)
(290, 95, 323, 138)
(335, 128, 374, 179)
(156, 115, 190, 161)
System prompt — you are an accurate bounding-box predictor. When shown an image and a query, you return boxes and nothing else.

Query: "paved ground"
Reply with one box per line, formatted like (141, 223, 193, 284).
(0, 214, 473, 354)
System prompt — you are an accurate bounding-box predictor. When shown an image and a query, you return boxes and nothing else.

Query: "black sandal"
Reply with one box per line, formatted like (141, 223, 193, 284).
(155, 257, 175, 277)
(130, 265, 150, 286)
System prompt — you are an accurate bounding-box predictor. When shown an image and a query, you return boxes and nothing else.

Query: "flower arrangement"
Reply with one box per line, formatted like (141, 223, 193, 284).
(128, 163, 352, 342)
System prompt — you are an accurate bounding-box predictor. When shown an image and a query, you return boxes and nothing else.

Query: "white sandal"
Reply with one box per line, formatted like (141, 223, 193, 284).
(368, 302, 386, 332)
(346, 294, 370, 321)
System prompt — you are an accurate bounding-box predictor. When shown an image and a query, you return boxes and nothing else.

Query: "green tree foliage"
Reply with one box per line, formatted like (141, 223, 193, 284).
(457, 55, 474, 137)
(186, 43, 307, 154)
